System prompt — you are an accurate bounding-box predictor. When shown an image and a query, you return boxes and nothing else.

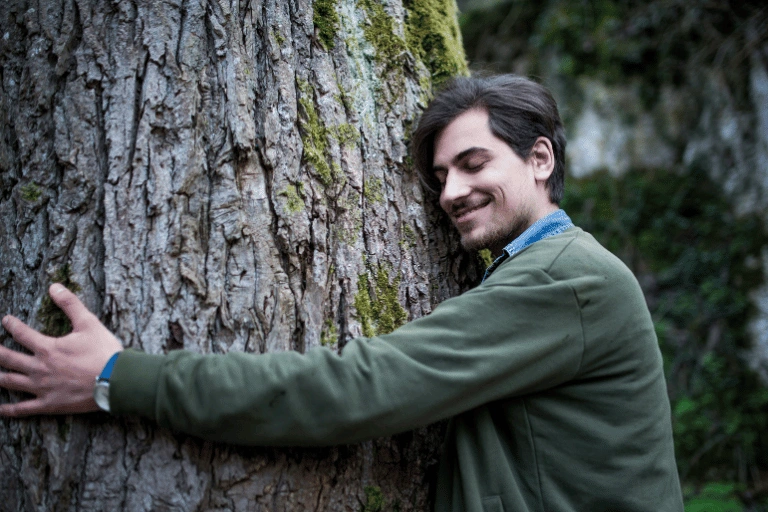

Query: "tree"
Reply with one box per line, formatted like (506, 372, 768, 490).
(0, 0, 471, 509)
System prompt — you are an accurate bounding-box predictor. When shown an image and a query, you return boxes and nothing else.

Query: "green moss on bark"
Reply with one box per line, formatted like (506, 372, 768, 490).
(354, 266, 407, 337)
(363, 177, 384, 204)
(313, 0, 340, 49)
(20, 182, 42, 202)
(298, 80, 335, 186)
(400, 222, 417, 248)
(361, 485, 386, 512)
(477, 248, 494, 268)
(278, 183, 305, 213)
(357, 0, 408, 72)
(334, 123, 359, 146)
(37, 265, 82, 337)
(297, 80, 357, 187)
(321, 319, 339, 346)
(404, 0, 468, 85)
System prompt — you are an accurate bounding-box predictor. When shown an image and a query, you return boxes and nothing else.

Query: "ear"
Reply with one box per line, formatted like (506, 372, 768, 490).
(528, 137, 555, 183)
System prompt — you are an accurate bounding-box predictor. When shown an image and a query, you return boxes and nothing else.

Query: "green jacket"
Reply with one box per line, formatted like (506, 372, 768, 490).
(111, 228, 684, 511)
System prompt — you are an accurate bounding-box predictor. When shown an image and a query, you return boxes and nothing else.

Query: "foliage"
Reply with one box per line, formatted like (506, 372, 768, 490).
(684, 482, 747, 512)
(460, 0, 766, 103)
(563, 167, 768, 507)
(460, 0, 768, 508)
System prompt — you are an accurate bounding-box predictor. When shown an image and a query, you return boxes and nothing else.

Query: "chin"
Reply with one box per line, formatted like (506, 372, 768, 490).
(460, 225, 511, 253)
(460, 233, 490, 252)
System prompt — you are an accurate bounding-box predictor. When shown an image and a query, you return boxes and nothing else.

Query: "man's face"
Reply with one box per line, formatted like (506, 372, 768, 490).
(432, 108, 552, 255)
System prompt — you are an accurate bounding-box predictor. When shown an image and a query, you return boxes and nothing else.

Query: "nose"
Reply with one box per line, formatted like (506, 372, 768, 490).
(439, 169, 471, 210)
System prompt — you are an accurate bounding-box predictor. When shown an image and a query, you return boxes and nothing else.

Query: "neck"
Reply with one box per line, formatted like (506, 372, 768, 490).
(490, 204, 561, 257)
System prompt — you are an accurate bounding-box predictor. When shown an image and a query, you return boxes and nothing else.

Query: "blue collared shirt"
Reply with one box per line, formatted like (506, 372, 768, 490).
(482, 209, 575, 282)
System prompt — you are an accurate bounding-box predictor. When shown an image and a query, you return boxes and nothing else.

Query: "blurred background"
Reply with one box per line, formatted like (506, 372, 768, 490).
(456, 1, 768, 510)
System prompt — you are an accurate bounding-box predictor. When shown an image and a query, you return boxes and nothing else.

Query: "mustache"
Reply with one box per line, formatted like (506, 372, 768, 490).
(449, 198, 488, 217)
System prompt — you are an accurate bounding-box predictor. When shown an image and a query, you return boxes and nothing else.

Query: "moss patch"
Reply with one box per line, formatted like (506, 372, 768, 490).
(271, 29, 286, 46)
(334, 123, 359, 146)
(354, 266, 408, 337)
(357, 0, 408, 73)
(297, 80, 355, 187)
(313, 0, 339, 49)
(361, 485, 385, 512)
(278, 183, 305, 213)
(404, 0, 468, 86)
(298, 80, 335, 186)
(363, 177, 384, 204)
(400, 222, 416, 248)
(20, 182, 42, 202)
(320, 319, 339, 346)
(477, 248, 494, 268)
(37, 265, 82, 337)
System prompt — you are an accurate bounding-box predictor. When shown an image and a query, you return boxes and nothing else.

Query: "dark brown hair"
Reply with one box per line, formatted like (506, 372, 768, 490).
(412, 74, 566, 204)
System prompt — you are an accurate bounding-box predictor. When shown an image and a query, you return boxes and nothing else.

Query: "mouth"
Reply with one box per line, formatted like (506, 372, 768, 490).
(452, 199, 490, 225)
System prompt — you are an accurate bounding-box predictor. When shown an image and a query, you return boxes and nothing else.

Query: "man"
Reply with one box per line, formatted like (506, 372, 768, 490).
(0, 75, 683, 511)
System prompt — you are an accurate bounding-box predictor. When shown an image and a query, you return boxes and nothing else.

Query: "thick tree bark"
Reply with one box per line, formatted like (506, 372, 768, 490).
(0, 0, 474, 510)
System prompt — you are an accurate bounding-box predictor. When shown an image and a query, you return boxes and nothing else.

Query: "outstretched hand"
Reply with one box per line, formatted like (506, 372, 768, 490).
(0, 284, 123, 416)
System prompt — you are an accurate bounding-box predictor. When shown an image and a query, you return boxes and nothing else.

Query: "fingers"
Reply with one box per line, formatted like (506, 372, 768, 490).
(0, 343, 38, 373)
(2, 316, 49, 354)
(0, 371, 35, 394)
(48, 284, 94, 332)
(0, 397, 48, 418)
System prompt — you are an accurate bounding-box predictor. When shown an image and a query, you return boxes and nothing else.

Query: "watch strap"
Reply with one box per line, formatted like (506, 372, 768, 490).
(98, 352, 121, 381)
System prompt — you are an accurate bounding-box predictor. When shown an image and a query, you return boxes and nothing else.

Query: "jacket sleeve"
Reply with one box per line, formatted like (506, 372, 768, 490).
(109, 263, 585, 446)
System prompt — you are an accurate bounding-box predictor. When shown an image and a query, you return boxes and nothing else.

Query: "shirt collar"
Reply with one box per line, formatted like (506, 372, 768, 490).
(482, 209, 575, 282)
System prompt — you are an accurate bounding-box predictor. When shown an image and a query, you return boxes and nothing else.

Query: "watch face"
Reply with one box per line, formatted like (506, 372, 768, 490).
(94, 381, 110, 412)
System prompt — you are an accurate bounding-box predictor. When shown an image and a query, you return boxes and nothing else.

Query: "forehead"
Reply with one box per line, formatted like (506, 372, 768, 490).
(433, 109, 498, 166)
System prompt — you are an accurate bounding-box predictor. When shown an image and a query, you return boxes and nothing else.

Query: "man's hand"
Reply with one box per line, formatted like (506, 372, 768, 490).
(0, 284, 123, 416)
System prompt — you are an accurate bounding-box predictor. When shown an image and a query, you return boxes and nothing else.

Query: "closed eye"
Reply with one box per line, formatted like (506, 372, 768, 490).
(462, 158, 488, 172)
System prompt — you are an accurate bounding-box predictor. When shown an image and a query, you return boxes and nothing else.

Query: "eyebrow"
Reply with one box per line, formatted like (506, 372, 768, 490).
(432, 146, 491, 174)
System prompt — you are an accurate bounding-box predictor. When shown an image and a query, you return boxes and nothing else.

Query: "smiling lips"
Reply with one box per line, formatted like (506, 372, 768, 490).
(451, 198, 491, 226)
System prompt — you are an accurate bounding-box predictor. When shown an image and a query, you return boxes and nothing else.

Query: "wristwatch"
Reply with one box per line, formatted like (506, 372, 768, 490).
(93, 352, 121, 412)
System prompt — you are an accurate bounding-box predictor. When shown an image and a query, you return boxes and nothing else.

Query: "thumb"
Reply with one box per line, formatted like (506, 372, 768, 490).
(48, 284, 94, 332)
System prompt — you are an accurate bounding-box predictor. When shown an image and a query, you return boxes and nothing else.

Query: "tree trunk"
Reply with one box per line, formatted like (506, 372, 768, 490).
(0, 0, 474, 510)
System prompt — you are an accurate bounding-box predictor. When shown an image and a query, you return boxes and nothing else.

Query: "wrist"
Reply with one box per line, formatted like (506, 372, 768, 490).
(93, 351, 121, 412)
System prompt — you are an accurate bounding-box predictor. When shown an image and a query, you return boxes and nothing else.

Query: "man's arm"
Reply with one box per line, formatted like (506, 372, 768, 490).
(1, 243, 585, 445)
(0, 284, 123, 416)
(106, 264, 584, 446)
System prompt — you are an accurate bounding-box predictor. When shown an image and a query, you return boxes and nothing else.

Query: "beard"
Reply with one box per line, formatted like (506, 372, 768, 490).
(458, 205, 535, 255)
